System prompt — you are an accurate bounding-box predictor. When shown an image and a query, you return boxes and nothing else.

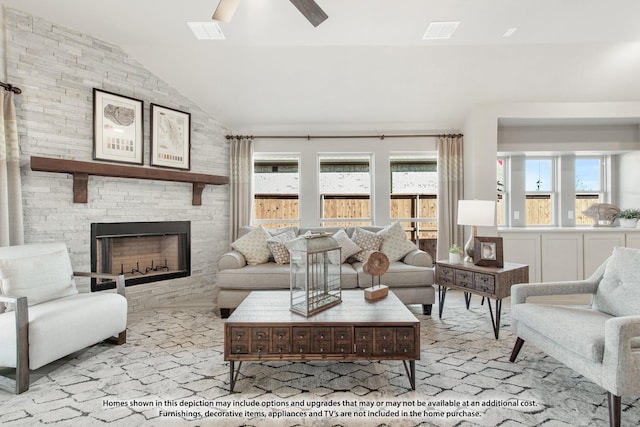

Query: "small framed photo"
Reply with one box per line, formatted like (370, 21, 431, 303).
(93, 88, 144, 165)
(474, 236, 504, 267)
(150, 104, 191, 170)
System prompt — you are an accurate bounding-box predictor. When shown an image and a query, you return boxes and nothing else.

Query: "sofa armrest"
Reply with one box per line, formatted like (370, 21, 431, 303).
(74, 272, 126, 297)
(602, 315, 640, 395)
(0, 295, 29, 393)
(511, 280, 599, 305)
(218, 250, 247, 270)
(402, 249, 433, 268)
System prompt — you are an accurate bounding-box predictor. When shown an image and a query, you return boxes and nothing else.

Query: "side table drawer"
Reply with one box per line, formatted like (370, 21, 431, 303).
(437, 266, 455, 286)
(230, 327, 250, 354)
(455, 270, 473, 288)
(475, 273, 495, 293)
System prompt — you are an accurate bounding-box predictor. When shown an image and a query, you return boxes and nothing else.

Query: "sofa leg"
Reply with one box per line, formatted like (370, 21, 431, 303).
(608, 392, 621, 427)
(220, 308, 231, 319)
(422, 304, 433, 315)
(510, 337, 525, 362)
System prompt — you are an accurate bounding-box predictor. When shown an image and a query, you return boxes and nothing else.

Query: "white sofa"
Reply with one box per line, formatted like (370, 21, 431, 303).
(0, 242, 128, 394)
(216, 225, 436, 318)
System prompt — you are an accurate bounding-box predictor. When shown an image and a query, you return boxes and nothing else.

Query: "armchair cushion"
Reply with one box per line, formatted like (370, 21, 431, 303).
(0, 242, 78, 311)
(594, 246, 640, 317)
(512, 303, 612, 362)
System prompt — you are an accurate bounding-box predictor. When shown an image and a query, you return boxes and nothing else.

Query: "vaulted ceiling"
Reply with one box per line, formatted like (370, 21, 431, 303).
(4, 0, 640, 133)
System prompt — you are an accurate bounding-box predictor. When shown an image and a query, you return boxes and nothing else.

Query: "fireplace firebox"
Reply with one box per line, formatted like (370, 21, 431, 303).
(91, 221, 190, 291)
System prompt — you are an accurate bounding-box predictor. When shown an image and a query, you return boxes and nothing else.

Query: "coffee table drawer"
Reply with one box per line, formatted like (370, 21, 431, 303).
(333, 327, 352, 354)
(311, 327, 332, 354)
(355, 327, 373, 355)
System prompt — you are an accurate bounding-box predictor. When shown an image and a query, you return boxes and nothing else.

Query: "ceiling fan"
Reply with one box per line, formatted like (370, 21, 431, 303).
(212, 0, 328, 27)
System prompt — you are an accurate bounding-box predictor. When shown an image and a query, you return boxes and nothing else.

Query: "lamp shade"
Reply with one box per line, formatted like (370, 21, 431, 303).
(457, 200, 496, 227)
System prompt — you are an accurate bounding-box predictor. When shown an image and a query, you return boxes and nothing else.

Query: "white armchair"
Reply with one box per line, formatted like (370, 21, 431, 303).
(509, 246, 640, 427)
(0, 242, 128, 394)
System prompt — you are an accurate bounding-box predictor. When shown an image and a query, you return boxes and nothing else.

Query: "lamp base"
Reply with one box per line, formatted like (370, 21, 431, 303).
(464, 233, 475, 263)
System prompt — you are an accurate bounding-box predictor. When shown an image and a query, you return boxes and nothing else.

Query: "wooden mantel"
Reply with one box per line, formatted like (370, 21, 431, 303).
(30, 156, 229, 206)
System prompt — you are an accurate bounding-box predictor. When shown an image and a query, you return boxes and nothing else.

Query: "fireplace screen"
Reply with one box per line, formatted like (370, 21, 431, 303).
(91, 221, 190, 291)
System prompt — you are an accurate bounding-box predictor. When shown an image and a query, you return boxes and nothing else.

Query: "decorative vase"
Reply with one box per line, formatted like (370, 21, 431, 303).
(449, 253, 462, 264)
(619, 218, 639, 228)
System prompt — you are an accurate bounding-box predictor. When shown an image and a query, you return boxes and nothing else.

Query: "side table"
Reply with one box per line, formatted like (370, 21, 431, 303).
(435, 260, 528, 339)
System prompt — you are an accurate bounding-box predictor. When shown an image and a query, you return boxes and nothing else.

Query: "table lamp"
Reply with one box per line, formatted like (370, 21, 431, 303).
(457, 200, 496, 263)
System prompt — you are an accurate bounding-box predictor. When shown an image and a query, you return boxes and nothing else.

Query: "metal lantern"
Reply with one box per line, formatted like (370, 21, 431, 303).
(288, 233, 342, 317)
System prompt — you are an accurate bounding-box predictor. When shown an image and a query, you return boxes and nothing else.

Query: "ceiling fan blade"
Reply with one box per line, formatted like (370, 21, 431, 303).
(289, 0, 328, 27)
(212, 0, 240, 22)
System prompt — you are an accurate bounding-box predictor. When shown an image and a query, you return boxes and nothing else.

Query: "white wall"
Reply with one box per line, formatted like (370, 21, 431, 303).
(465, 102, 640, 214)
(5, 8, 230, 311)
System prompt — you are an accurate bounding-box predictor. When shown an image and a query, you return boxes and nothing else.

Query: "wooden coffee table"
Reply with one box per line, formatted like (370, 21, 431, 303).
(224, 290, 420, 391)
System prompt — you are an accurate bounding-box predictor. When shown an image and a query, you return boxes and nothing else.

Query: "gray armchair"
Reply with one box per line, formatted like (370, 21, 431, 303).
(509, 246, 640, 427)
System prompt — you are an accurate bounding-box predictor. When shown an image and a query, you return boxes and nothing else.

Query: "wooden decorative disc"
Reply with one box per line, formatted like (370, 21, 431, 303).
(362, 251, 389, 276)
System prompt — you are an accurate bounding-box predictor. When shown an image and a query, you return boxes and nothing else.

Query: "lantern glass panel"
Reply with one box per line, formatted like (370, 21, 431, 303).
(289, 234, 342, 317)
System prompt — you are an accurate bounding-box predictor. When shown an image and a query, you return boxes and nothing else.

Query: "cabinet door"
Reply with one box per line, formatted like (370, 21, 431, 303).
(541, 233, 583, 281)
(500, 232, 541, 282)
(626, 232, 640, 249)
(583, 232, 625, 278)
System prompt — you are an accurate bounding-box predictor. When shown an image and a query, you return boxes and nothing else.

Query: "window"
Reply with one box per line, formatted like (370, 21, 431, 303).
(253, 155, 300, 229)
(575, 157, 604, 225)
(389, 157, 437, 247)
(319, 155, 372, 227)
(525, 158, 554, 225)
(499, 154, 610, 228)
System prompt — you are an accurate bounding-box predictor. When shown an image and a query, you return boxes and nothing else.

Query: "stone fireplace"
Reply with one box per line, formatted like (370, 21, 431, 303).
(91, 221, 191, 291)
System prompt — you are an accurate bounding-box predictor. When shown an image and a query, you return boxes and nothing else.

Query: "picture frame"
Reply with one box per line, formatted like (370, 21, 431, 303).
(474, 236, 504, 267)
(93, 88, 144, 165)
(150, 103, 191, 170)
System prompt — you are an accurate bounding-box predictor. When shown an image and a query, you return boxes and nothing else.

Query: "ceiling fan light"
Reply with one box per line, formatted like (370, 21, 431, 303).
(212, 0, 240, 23)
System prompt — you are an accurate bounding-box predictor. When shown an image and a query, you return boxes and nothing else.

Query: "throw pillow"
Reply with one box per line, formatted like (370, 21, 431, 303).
(328, 229, 362, 264)
(379, 222, 418, 262)
(0, 243, 78, 311)
(266, 229, 297, 264)
(231, 225, 272, 265)
(351, 227, 384, 262)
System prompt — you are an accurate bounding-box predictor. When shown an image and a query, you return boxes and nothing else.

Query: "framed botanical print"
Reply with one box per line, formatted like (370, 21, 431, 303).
(474, 236, 504, 267)
(93, 88, 144, 165)
(150, 104, 191, 170)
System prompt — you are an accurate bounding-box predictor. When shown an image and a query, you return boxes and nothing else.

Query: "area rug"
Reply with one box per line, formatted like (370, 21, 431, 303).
(1, 292, 638, 426)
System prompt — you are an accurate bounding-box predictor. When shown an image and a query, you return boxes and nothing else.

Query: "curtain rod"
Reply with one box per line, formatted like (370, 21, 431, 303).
(225, 133, 462, 141)
(0, 81, 21, 94)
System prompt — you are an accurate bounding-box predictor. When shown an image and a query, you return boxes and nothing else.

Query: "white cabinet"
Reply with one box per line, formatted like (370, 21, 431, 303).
(541, 233, 584, 282)
(626, 232, 640, 249)
(583, 233, 625, 278)
(502, 233, 541, 282)
(499, 229, 640, 283)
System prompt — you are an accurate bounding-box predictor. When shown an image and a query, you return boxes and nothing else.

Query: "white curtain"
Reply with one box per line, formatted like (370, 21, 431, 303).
(436, 135, 464, 261)
(229, 137, 254, 242)
(0, 89, 24, 247)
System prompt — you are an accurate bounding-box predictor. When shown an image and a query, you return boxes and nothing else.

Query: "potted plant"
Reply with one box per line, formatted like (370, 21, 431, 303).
(617, 209, 640, 228)
(449, 244, 463, 264)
